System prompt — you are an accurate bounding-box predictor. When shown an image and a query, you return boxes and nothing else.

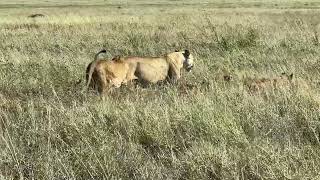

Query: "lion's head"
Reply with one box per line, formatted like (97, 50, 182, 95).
(181, 50, 194, 72)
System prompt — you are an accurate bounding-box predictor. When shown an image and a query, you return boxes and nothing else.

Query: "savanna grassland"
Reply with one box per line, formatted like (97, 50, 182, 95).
(1, 0, 320, 179)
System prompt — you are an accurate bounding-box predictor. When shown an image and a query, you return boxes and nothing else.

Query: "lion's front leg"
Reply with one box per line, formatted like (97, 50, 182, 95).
(168, 64, 181, 84)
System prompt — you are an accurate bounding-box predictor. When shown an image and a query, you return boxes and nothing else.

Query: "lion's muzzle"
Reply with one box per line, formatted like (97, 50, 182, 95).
(186, 65, 193, 72)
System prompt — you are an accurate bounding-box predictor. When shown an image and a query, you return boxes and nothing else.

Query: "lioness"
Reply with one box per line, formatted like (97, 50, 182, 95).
(120, 49, 194, 84)
(246, 72, 293, 94)
(86, 49, 194, 95)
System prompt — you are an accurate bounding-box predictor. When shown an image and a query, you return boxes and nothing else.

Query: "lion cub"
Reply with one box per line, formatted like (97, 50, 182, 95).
(246, 73, 293, 94)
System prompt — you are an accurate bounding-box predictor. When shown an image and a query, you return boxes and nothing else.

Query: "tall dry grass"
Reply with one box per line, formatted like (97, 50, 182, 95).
(0, 2, 320, 179)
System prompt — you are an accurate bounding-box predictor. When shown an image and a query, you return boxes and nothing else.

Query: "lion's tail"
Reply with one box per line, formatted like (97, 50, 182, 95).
(85, 49, 107, 91)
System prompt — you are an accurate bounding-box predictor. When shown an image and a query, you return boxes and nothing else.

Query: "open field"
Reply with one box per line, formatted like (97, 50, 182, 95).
(1, 0, 320, 179)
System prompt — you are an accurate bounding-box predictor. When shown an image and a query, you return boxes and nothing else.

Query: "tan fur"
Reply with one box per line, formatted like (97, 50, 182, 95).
(85, 50, 194, 96)
(85, 51, 133, 95)
(121, 50, 194, 84)
(246, 73, 293, 94)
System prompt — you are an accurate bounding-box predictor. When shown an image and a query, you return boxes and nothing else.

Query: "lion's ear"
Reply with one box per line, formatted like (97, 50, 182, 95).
(184, 50, 190, 57)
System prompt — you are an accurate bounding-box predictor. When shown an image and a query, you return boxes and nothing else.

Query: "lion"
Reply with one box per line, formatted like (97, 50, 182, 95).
(120, 49, 194, 85)
(85, 49, 194, 95)
(85, 50, 134, 95)
(246, 72, 294, 94)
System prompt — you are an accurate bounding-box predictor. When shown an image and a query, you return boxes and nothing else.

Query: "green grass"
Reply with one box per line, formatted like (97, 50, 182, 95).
(1, 1, 320, 179)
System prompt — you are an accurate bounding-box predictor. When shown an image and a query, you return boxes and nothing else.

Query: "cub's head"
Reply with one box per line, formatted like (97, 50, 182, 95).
(280, 72, 294, 81)
(182, 50, 194, 72)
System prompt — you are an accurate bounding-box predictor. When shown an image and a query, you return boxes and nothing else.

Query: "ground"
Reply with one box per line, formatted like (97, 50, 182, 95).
(0, 0, 320, 179)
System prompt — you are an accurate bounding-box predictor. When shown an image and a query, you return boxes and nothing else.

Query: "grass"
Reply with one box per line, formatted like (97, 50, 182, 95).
(1, 1, 320, 179)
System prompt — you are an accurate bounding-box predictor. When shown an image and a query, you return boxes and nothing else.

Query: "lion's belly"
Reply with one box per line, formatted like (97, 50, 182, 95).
(136, 61, 169, 83)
